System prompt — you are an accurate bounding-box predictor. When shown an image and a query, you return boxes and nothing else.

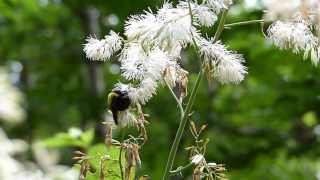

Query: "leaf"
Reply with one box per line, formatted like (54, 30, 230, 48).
(87, 144, 124, 180)
(42, 132, 85, 148)
(81, 128, 94, 148)
(42, 128, 94, 149)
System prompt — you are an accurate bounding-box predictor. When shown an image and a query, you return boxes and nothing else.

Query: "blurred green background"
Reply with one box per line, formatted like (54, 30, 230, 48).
(1, 0, 320, 179)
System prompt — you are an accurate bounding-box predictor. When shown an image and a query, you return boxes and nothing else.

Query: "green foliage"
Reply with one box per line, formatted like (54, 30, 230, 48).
(86, 144, 125, 180)
(230, 151, 319, 180)
(43, 128, 94, 149)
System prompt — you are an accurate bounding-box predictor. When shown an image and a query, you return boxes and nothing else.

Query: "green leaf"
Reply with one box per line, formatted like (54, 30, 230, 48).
(87, 144, 124, 180)
(42, 132, 84, 148)
(81, 128, 94, 148)
(42, 128, 94, 148)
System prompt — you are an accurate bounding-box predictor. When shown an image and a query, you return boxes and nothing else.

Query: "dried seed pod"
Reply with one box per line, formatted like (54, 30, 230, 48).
(124, 142, 142, 179)
(177, 68, 189, 100)
(79, 159, 90, 180)
(99, 155, 110, 180)
(193, 166, 202, 180)
(104, 122, 113, 147)
(73, 151, 91, 180)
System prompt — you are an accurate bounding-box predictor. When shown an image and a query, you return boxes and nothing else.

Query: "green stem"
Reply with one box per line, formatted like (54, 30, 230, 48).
(162, 7, 229, 180)
(170, 162, 194, 174)
(119, 146, 124, 180)
(119, 129, 125, 180)
(165, 80, 184, 118)
(213, 9, 229, 42)
(162, 69, 204, 180)
(224, 19, 264, 28)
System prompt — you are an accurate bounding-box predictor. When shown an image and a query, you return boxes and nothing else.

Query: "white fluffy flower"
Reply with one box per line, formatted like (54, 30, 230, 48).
(157, 3, 195, 45)
(120, 45, 171, 81)
(128, 78, 158, 105)
(263, 0, 318, 21)
(84, 31, 122, 61)
(204, 0, 231, 14)
(197, 38, 247, 84)
(146, 48, 171, 80)
(267, 20, 319, 65)
(125, 3, 195, 46)
(125, 12, 160, 41)
(191, 154, 204, 165)
(120, 43, 146, 80)
(214, 53, 247, 84)
(194, 5, 217, 27)
(267, 20, 316, 52)
(178, 1, 217, 27)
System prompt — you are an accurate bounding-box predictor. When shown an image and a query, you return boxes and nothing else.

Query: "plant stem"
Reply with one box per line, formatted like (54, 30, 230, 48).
(162, 8, 229, 180)
(162, 69, 204, 180)
(224, 19, 264, 28)
(213, 9, 229, 42)
(170, 162, 194, 174)
(119, 146, 124, 180)
(165, 80, 184, 118)
(119, 129, 126, 180)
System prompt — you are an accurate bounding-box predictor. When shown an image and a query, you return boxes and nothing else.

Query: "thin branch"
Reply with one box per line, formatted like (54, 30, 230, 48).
(170, 163, 194, 174)
(260, 21, 268, 37)
(165, 80, 185, 118)
(224, 19, 264, 28)
(213, 9, 229, 42)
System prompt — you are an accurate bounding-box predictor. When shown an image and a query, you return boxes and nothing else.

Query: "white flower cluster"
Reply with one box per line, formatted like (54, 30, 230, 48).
(84, 31, 122, 61)
(267, 20, 319, 65)
(264, 0, 318, 21)
(197, 37, 247, 84)
(265, 0, 320, 65)
(83, 0, 247, 112)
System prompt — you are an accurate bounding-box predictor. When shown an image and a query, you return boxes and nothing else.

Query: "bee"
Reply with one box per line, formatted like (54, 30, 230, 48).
(107, 87, 131, 125)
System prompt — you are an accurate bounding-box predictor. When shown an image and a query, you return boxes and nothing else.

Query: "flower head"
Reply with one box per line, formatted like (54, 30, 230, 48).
(178, 1, 217, 27)
(204, 0, 231, 14)
(263, 0, 318, 21)
(125, 12, 159, 41)
(84, 31, 122, 61)
(267, 19, 319, 65)
(120, 45, 171, 81)
(197, 38, 247, 84)
(128, 78, 158, 105)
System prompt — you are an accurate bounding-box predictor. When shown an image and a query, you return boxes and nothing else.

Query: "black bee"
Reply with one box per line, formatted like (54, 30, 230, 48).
(107, 87, 131, 124)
